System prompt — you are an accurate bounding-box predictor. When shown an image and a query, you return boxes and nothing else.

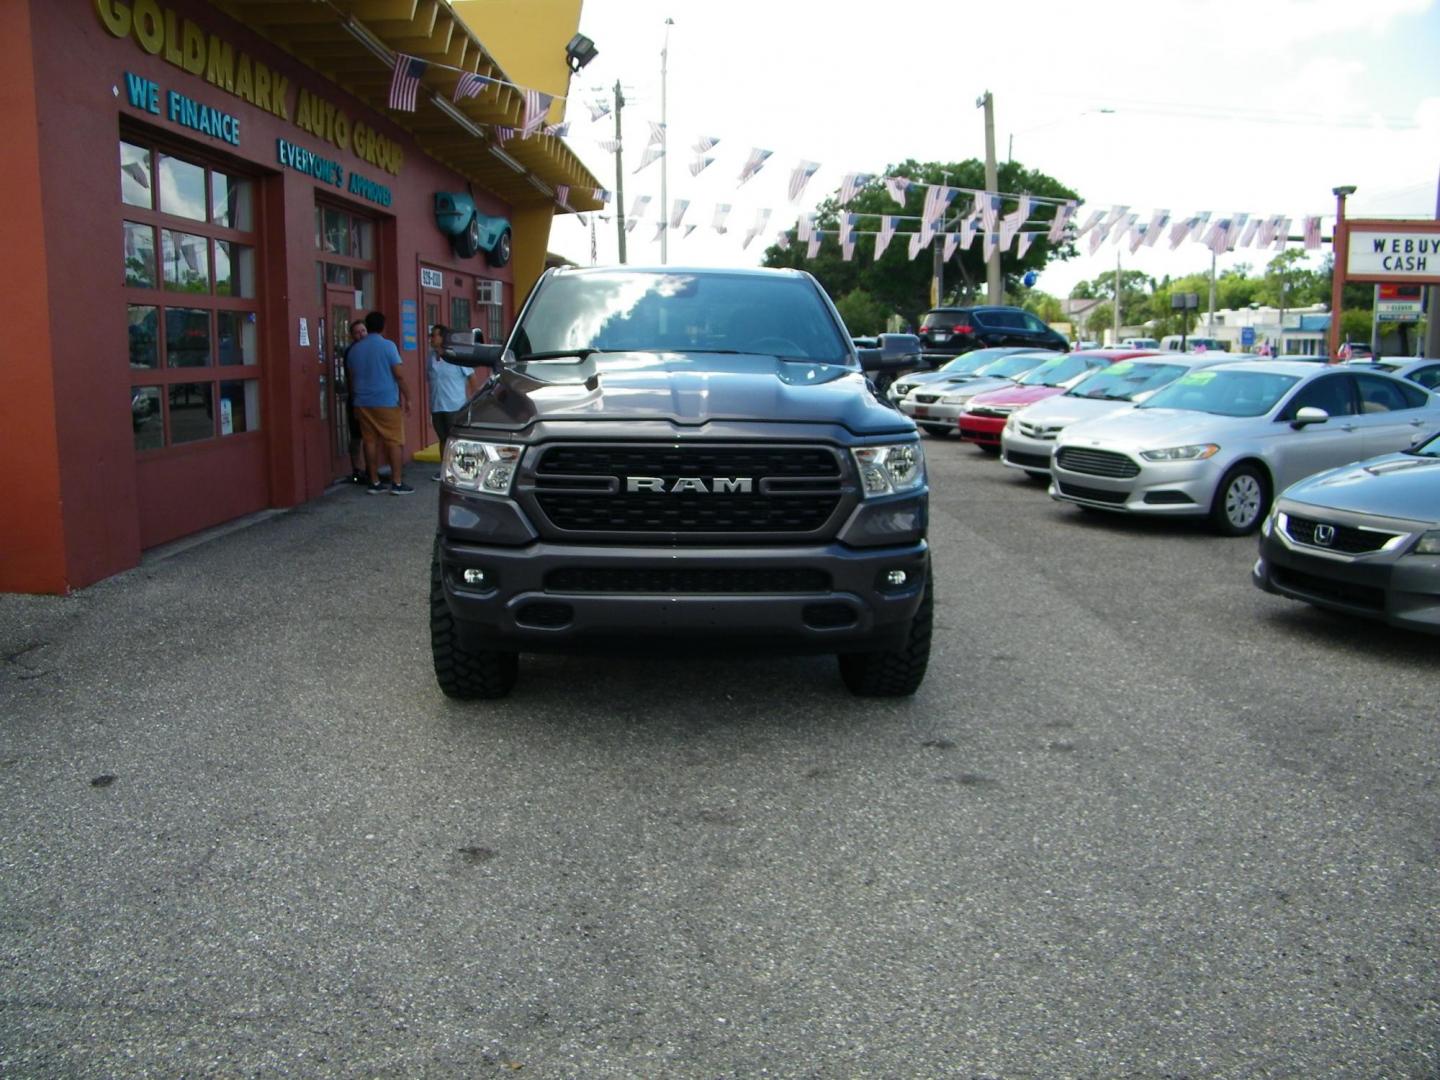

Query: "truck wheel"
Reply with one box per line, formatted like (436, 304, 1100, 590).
(837, 571, 932, 697)
(430, 541, 518, 699)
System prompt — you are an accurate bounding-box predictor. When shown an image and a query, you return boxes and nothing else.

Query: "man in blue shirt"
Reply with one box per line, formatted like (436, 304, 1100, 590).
(346, 311, 415, 494)
(426, 324, 485, 481)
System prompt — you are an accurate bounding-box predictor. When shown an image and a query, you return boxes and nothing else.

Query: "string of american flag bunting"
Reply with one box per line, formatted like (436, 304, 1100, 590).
(386, 52, 1332, 264)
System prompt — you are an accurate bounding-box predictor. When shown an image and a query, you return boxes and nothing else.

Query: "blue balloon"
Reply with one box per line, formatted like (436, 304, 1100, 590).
(1022, 271, 1038, 288)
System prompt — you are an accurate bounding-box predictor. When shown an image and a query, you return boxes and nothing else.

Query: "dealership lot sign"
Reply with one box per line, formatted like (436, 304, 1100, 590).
(1346, 227, 1440, 282)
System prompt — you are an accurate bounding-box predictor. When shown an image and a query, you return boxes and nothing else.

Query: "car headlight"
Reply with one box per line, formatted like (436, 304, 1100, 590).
(444, 439, 523, 495)
(1139, 443, 1220, 462)
(1412, 529, 1440, 555)
(852, 442, 926, 498)
(1004, 414, 1020, 431)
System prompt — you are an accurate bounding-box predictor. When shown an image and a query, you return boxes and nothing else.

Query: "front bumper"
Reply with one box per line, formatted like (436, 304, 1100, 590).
(958, 413, 1007, 447)
(1252, 512, 1440, 634)
(1000, 429, 1055, 475)
(901, 398, 965, 425)
(439, 536, 931, 653)
(1049, 455, 1221, 517)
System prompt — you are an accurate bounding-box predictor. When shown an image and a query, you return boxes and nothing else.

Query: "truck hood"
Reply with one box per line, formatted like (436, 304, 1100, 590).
(1280, 452, 1440, 525)
(458, 351, 912, 435)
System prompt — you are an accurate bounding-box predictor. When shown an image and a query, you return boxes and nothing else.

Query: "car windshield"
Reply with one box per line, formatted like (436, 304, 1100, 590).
(509, 270, 850, 364)
(1017, 355, 1096, 387)
(1067, 361, 1189, 401)
(1139, 369, 1300, 417)
(1407, 431, 1440, 458)
(939, 349, 1013, 374)
(974, 354, 1046, 379)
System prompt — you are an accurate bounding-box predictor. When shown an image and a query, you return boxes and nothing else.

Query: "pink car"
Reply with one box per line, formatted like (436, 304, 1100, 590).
(957, 350, 1161, 452)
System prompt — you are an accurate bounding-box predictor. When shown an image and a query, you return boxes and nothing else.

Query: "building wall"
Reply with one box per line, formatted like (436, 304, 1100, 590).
(4, 0, 525, 593)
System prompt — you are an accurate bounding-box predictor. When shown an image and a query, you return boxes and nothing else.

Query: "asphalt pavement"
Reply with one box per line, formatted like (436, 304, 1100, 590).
(1, 450, 1436, 1078)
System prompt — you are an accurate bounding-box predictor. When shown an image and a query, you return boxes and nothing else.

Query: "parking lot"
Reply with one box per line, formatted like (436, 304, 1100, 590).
(2, 443, 1437, 1077)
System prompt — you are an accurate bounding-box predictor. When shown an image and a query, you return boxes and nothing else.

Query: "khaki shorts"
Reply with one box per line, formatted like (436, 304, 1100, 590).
(355, 406, 405, 446)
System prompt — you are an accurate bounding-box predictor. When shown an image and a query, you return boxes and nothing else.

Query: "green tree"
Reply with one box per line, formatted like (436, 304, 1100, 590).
(1084, 302, 1114, 337)
(1259, 249, 1325, 308)
(1070, 269, 1153, 326)
(1022, 289, 1064, 324)
(833, 288, 893, 336)
(761, 158, 1081, 327)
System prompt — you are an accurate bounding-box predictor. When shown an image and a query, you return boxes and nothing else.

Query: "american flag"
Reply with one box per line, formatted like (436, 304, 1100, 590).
(692, 135, 720, 154)
(521, 89, 553, 138)
(807, 231, 823, 259)
(388, 54, 428, 112)
(788, 160, 820, 203)
(689, 156, 714, 177)
(544, 122, 570, 137)
(593, 188, 611, 204)
(1143, 210, 1169, 247)
(959, 214, 978, 251)
(775, 231, 791, 251)
(492, 127, 515, 145)
(625, 218, 638, 233)
(628, 195, 651, 219)
(1016, 233, 1036, 260)
(1169, 214, 1199, 250)
(1272, 217, 1292, 249)
(838, 172, 871, 207)
(1303, 215, 1322, 250)
(985, 229, 1000, 263)
(555, 185, 569, 207)
(453, 72, 492, 103)
(712, 204, 732, 234)
(1129, 225, 1148, 254)
(736, 148, 772, 187)
(1048, 201, 1077, 244)
(669, 199, 690, 229)
(1188, 211, 1211, 240)
(1257, 215, 1280, 247)
(1238, 217, 1261, 248)
(652, 222, 665, 241)
(873, 215, 898, 260)
(1110, 213, 1138, 246)
(907, 232, 926, 261)
(885, 176, 910, 206)
(1099, 204, 1130, 233)
(1073, 208, 1105, 241)
(633, 146, 663, 173)
(797, 213, 815, 243)
(597, 139, 620, 153)
(1226, 213, 1250, 251)
(942, 233, 960, 262)
(980, 193, 1001, 237)
(648, 121, 666, 145)
(743, 209, 772, 250)
(682, 224, 697, 239)
(587, 99, 611, 122)
(1088, 226, 1108, 256)
(840, 230, 856, 262)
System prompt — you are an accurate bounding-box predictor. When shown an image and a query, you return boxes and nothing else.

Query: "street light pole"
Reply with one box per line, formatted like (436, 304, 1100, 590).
(977, 90, 1001, 304)
(1328, 185, 1356, 358)
(613, 80, 627, 264)
(660, 17, 673, 265)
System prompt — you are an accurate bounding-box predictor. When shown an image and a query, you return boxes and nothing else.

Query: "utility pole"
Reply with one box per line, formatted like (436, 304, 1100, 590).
(1207, 250, 1217, 337)
(1328, 185, 1356, 357)
(1113, 247, 1122, 345)
(613, 80, 627, 264)
(978, 91, 1001, 304)
(660, 18, 673, 265)
(932, 171, 949, 307)
(1427, 167, 1440, 360)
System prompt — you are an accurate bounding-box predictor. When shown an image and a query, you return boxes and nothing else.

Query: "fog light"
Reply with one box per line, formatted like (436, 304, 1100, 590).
(885, 570, 908, 587)
(463, 568, 487, 586)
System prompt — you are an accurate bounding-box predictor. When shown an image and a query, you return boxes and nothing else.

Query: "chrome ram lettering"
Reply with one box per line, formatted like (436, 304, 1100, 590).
(625, 476, 754, 493)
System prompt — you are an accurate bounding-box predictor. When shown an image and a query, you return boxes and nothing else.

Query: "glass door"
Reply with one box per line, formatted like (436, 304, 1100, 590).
(327, 288, 355, 476)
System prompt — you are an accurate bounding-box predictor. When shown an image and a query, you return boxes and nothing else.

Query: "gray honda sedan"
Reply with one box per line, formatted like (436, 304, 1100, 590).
(1253, 428, 1440, 634)
(1050, 361, 1440, 535)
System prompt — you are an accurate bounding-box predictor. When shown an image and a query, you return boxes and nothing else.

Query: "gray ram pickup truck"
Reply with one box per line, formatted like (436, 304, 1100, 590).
(431, 266, 931, 699)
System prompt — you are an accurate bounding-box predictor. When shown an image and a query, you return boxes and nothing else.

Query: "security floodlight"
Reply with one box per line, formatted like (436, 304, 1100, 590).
(566, 34, 598, 73)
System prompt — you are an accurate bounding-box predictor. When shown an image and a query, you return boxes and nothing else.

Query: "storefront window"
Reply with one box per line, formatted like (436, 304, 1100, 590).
(157, 154, 207, 222)
(132, 387, 163, 450)
(351, 218, 374, 259)
(123, 221, 156, 288)
(212, 172, 253, 230)
(353, 270, 374, 311)
(162, 230, 210, 293)
(450, 297, 473, 333)
(128, 306, 158, 369)
(214, 241, 255, 298)
(219, 380, 260, 435)
(322, 207, 350, 255)
(168, 383, 214, 443)
(166, 308, 211, 368)
(120, 142, 152, 208)
(122, 135, 262, 454)
(325, 263, 352, 286)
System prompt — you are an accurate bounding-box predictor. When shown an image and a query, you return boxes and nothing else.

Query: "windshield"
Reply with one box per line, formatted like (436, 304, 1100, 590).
(1139, 369, 1300, 417)
(1017, 355, 1096, 388)
(974, 353, 1047, 379)
(510, 270, 850, 364)
(1409, 431, 1440, 458)
(1067, 361, 1189, 401)
(939, 348, 1016, 374)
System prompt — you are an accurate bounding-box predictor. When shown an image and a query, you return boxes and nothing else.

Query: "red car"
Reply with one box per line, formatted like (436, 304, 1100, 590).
(957, 349, 1161, 451)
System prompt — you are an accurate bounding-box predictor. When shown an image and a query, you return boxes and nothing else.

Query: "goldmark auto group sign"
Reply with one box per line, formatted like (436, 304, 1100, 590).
(1346, 228, 1440, 281)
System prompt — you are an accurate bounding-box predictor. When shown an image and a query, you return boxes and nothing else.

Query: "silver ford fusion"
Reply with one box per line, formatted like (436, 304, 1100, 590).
(1253, 428, 1440, 634)
(1050, 360, 1440, 535)
(1000, 353, 1238, 478)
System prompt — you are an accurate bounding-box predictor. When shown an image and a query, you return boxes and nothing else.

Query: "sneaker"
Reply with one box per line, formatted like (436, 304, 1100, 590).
(366, 481, 387, 494)
(390, 482, 416, 495)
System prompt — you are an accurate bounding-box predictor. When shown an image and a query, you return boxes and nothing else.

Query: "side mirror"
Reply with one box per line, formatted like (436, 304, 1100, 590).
(442, 331, 505, 368)
(1290, 405, 1329, 428)
(876, 333, 921, 361)
(856, 347, 883, 371)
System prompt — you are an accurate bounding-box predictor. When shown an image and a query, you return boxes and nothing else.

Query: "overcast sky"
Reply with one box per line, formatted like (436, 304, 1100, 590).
(548, 0, 1440, 299)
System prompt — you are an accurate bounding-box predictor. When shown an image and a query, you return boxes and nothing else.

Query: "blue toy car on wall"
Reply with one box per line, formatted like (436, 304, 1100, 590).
(434, 193, 512, 267)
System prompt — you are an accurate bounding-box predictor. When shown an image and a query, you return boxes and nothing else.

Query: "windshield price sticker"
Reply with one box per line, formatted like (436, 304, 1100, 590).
(1179, 371, 1217, 386)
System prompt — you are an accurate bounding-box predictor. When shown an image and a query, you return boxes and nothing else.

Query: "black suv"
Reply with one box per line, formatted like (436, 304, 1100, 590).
(917, 305, 1068, 358)
(431, 266, 933, 699)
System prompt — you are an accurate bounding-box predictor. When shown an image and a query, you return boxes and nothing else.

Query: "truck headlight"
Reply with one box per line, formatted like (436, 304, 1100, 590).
(1139, 443, 1220, 462)
(1412, 529, 1440, 555)
(444, 439, 523, 495)
(852, 442, 926, 498)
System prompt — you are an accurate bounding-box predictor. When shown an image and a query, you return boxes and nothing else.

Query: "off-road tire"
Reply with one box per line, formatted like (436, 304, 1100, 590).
(430, 541, 518, 699)
(837, 571, 933, 697)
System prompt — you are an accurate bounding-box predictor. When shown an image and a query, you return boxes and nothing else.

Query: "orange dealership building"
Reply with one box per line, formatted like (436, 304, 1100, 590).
(1, 0, 599, 593)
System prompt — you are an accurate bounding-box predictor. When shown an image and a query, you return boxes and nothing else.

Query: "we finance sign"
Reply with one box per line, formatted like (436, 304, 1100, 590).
(1347, 227, 1440, 283)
